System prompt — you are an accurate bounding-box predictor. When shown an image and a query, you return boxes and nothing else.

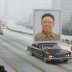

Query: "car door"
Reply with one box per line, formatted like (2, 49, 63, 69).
(36, 44, 44, 58)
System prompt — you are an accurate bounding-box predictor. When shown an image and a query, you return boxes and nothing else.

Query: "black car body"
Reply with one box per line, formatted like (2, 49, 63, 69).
(27, 43, 71, 63)
(0, 29, 3, 35)
(0, 32, 3, 35)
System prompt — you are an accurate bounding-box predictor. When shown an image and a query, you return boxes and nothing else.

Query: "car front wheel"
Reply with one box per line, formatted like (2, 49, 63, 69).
(30, 52, 34, 56)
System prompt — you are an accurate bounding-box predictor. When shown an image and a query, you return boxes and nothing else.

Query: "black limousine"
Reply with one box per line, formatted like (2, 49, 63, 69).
(27, 43, 71, 63)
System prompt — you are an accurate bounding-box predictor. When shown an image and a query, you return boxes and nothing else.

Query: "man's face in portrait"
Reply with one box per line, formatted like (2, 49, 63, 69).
(41, 16, 54, 35)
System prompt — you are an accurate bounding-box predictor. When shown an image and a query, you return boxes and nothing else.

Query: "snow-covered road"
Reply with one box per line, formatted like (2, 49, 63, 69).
(0, 34, 72, 72)
(0, 22, 72, 72)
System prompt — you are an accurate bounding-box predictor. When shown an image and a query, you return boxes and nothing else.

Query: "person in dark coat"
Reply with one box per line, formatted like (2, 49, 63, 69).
(0, 66, 7, 72)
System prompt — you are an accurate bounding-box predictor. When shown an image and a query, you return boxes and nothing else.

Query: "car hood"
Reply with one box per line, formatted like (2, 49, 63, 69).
(48, 49, 69, 54)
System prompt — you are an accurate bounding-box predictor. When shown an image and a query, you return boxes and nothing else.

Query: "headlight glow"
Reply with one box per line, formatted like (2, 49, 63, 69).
(65, 54, 70, 57)
(68, 54, 70, 57)
(49, 55, 54, 58)
(49, 55, 52, 58)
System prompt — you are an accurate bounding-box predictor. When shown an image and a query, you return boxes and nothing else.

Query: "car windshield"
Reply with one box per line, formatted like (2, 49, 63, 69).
(53, 44, 61, 49)
(42, 43, 61, 49)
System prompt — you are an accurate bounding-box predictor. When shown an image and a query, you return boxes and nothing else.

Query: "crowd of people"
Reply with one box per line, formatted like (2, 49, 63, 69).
(62, 39, 72, 44)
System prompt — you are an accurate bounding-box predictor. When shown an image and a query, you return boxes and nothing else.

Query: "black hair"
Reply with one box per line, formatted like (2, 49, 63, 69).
(41, 13, 55, 21)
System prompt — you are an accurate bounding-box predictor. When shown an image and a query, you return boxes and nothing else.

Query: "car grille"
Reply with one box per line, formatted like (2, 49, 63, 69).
(55, 54, 65, 58)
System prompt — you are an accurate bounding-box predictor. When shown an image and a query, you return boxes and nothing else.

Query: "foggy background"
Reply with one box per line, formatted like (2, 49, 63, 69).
(61, 0, 72, 35)
(0, 0, 72, 36)
(0, 0, 52, 29)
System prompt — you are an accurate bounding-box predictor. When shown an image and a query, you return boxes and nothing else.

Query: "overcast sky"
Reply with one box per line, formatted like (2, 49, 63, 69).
(8, 0, 52, 21)
(0, 0, 5, 17)
(0, 0, 52, 22)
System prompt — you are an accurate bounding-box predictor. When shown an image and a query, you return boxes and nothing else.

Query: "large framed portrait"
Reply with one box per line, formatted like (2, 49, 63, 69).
(33, 9, 61, 43)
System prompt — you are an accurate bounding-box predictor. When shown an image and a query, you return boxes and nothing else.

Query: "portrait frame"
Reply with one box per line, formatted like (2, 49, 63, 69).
(33, 9, 61, 43)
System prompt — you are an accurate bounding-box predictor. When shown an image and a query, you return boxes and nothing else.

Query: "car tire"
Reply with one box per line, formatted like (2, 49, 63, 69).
(63, 59, 68, 62)
(0, 32, 3, 35)
(43, 56, 48, 63)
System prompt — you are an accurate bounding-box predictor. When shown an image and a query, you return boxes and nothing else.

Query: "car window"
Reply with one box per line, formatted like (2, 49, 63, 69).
(37, 45, 39, 48)
(42, 44, 52, 50)
(43, 44, 53, 47)
(53, 44, 61, 49)
(42, 44, 61, 49)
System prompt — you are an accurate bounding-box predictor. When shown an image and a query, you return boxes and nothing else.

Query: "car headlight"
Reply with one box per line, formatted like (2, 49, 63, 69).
(68, 54, 70, 57)
(65, 54, 70, 57)
(49, 55, 54, 58)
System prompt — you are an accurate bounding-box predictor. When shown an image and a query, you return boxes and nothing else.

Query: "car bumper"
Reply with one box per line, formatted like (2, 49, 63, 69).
(48, 57, 72, 60)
